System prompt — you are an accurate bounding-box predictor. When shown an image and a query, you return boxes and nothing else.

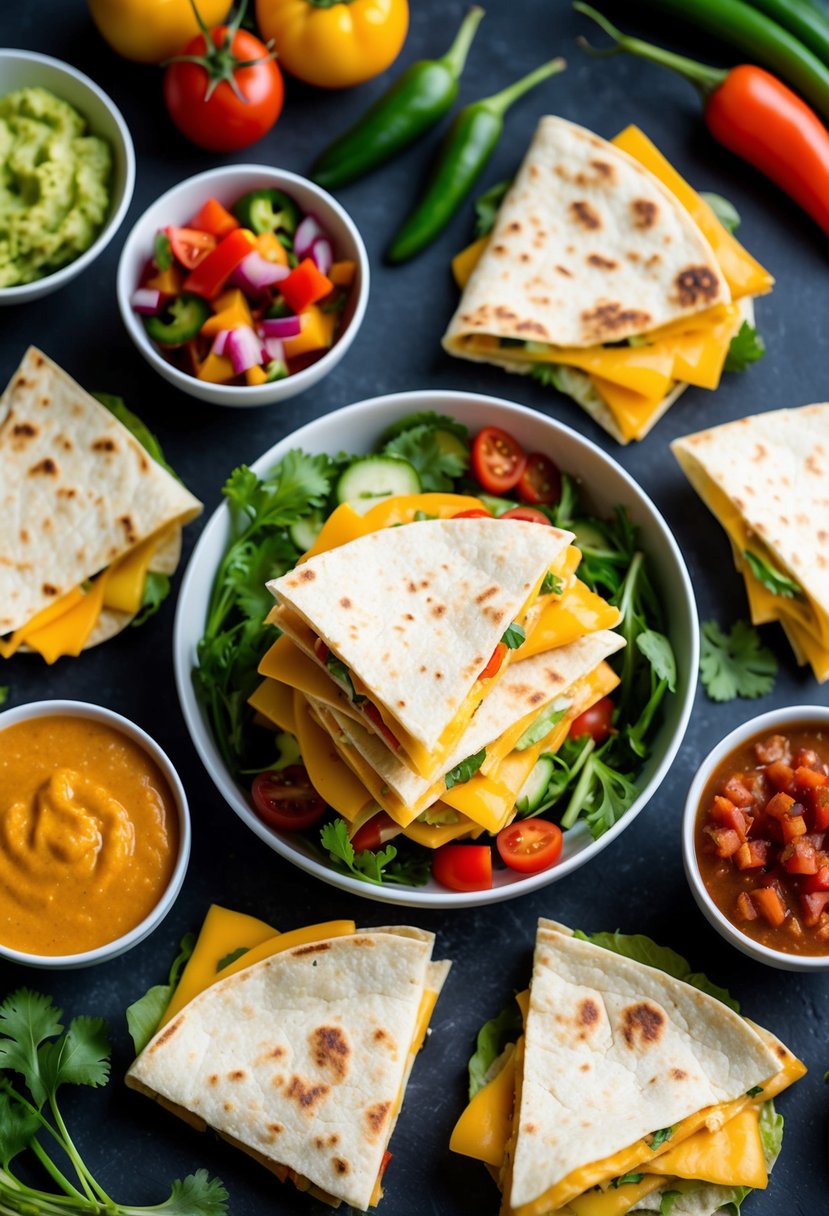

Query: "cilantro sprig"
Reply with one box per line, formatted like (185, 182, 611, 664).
(0, 990, 227, 1216)
(700, 620, 777, 702)
(724, 322, 766, 374)
(320, 819, 429, 887)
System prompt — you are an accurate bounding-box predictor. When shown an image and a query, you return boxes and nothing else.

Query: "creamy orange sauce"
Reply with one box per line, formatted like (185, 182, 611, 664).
(0, 715, 179, 955)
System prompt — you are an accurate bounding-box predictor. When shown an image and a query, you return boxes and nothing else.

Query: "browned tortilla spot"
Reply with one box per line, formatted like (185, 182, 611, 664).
(310, 1026, 350, 1080)
(495, 305, 518, 320)
(285, 1076, 329, 1111)
(578, 998, 599, 1026)
(671, 1068, 688, 1080)
(365, 1101, 391, 1140)
(41, 583, 58, 596)
(515, 319, 549, 337)
(29, 458, 58, 476)
(339, 597, 352, 609)
(292, 942, 331, 956)
(587, 254, 617, 270)
(631, 198, 658, 229)
(299, 568, 315, 582)
(19, 529, 29, 542)
(674, 265, 720, 306)
(580, 301, 652, 343)
(569, 200, 601, 230)
(92, 438, 116, 453)
(227, 1069, 246, 1081)
(11, 422, 36, 437)
(590, 158, 615, 181)
(620, 1001, 665, 1047)
(555, 265, 572, 277)
(207, 1074, 219, 1086)
(151, 1017, 183, 1049)
(332, 1158, 349, 1175)
(507, 221, 521, 232)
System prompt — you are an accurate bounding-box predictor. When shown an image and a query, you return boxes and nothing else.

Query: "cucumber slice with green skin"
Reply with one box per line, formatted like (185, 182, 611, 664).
(570, 519, 610, 551)
(336, 455, 421, 512)
(289, 510, 324, 552)
(515, 756, 554, 816)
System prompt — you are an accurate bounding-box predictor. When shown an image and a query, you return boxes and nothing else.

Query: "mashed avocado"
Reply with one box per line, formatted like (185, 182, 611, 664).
(0, 86, 112, 289)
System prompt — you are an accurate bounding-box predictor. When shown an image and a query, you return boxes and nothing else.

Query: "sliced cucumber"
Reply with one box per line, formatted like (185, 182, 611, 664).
(289, 510, 324, 553)
(336, 455, 421, 514)
(515, 756, 554, 816)
(571, 518, 610, 551)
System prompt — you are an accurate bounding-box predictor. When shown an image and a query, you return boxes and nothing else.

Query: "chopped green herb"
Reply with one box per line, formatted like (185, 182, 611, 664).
(501, 622, 526, 649)
(743, 550, 802, 599)
(153, 230, 173, 271)
(320, 819, 429, 887)
(445, 749, 487, 789)
(747, 1085, 764, 1097)
(724, 322, 766, 373)
(382, 424, 469, 492)
(378, 411, 469, 444)
(326, 653, 365, 703)
(541, 571, 564, 595)
(700, 620, 777, 702)
(216, 947, 249, 972)
(610, 1173, 644, 1189)
(649, 1126, 673, 1149)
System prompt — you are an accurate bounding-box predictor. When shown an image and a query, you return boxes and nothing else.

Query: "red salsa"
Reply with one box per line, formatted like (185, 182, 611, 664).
(696, 723, 829, 956)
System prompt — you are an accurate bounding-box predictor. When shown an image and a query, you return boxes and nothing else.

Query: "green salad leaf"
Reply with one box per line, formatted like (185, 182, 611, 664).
(572, 930, 740, 1011)
(320, 819, 429, 887)
(126, 933, 196, 1055)
(445, 749, 486, 789)
(659, 1191, 683, 1216)
(382, 424, 469, 492)
(132, 571, 171, 628)
(326, 653, 365, 703)
(700, 620, 777, 702)
(93, 393, 177, 477)
(0, 688, 7, 707)
(743, 550, 802, 599)
(540, 571, 564, 595)
(378, 411, 469, 444)
(474, 180, 512, 237)
(700, 191, 741, 233)
(515, 704, 567, 751)
(467, 1001, 522, 1099)
(724, 323, 766, 374)
(502, 622, 526, 649)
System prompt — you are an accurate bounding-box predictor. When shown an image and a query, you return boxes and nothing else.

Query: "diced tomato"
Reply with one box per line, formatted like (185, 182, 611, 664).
(711, 796, 749, 840)
(751, 886, 787, 927)
(722, 775, 755, 808)
(747, 809, 783, 844)
(452, 508, 492, 519)
(736, 892, 758, 921)
(517, 453, 561, 505)
(362, 702, 401, 752)
(735, 839, 770, 869)
(432, 844, 492, 892)
(755, 734, 791, 765)
(191, 197, 239, 238)
(766, 791, 796, 819)
(500, 506, 551, 525)
(569, 697, 615, 744)
(279, 258, 334, 313)
(183, 228, 255, 297)
(795, 765, 828, 794)
(496, 819, 563, 874)
(780, 839, 817, 874)
(801, 890, 829, 927)
(351, 812, 401, 852)
(705, 826, 743, 858)
(803, 863, 829, 893)
(377, 1152, 392, 1187)
(812, 787, 829, 832)
(479, 642, 507, 681)
(781, 813, 808, 843)
(166, 225, 217, 269)
(471, 427, 527, 494)
(765, 761, 795, 794)
(794, 747, 822, 770)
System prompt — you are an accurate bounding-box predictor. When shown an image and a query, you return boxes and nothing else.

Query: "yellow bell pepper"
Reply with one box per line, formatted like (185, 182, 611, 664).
(329, 259, 356, 286)
(255, 0, 409, 89)
(282, 305, 337, 358)
(145, 265, 183, 295)
(200, 289, 253, 337)
(245, 365, 269, 386)
(87, 0, 232, 63)
(256, 232, 289, 266)
(198, 351, 235, 384)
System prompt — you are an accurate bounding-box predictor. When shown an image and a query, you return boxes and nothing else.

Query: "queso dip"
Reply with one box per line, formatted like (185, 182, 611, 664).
(0, 714, 178, 955)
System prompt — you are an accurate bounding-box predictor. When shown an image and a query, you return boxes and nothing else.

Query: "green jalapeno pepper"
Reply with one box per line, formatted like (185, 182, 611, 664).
(233, 189, 301, 237)
(144, 293, 211, 347)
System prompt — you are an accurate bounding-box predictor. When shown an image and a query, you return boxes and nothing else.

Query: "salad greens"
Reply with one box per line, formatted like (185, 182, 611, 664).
(445, 749, 487, 789)
(700, 620, 777, 702)
(320, 819, 429, 887)
(467, 1002, 523, 1099)
(126, 934, 196, 1055)
(742, 551, 802, 599)
(0, 990, 226, 1216)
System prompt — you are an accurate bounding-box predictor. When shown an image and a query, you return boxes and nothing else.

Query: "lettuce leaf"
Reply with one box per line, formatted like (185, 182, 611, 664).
(468, 1002, 522, 1099)
(573, 930, 739, 1012)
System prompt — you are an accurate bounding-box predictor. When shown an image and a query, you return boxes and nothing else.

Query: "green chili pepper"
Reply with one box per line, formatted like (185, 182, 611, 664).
(233, 188, 301, 236)
(386, 56, 566, 264)
(312, 7, 485, 190)
(750, 0, 829, 68)
(144, 293, 210, 347)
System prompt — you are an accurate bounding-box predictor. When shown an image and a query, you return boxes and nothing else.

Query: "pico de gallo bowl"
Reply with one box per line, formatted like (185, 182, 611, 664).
(116, 166, 368, 407)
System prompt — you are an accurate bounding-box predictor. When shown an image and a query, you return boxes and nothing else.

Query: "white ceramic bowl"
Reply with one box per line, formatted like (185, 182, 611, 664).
(683, 704, 829, 973)
(117, 165, 369, 407)
(0, 50, 135, 306)
(0, 700, 191, 968)
(175, 390, 698, 907)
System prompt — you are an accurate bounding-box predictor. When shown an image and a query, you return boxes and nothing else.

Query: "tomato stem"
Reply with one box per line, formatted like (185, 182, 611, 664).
(163, 0, 277, 104)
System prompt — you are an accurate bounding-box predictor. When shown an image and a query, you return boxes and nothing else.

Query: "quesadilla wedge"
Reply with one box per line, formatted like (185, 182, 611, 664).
(444, 119, 773, 444)
(451, 920, 805, 1216)
(0, 347, 202, 662)
(127, 907, 450, 1211)
(672, 404, 829, 682)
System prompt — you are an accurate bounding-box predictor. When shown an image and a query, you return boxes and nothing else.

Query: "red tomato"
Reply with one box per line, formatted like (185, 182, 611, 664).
(479, 641, 507, 681)
(452, 508, 492, 519)
(432, 844, 493, 892)
(517, 453, 562, 505)
(500, 506, 552, 526)
(363, 701, 401, 751)
(164, 25, 284, 152)
(166, 226, 216, 270)
(569, 697, 615, 743)
(250, 767, 325, 831)
(351, 812, 401, 852)
(497, 819, 563, 874)
(471, 427, 527, 493)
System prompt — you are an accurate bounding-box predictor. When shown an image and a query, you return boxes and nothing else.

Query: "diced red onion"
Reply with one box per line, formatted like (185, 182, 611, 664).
(310, 237, 333, 276)
(231, 251, 290, 294)
(261, 336, 285, 363)
(226, 326, 264, 375)
(258, 315, 302, 339)
(294, 215, 325, 258)
(131, 287, 162, 315)
(211, 329, 232, 357)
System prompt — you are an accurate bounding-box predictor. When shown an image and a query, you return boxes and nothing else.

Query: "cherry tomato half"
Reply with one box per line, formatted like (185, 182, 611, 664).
(497, 819, 563, 874)
(471, 427, 527, 494)
(452, 508, 492, 519)
(166, 226, 216, 270)
(500, 506, 552, 526)
(517, 453, 562, 506)
(432, 844, 493, 892)
(351, 812, 401, 852)
(569, 696, 615, 744)
(479, 641, 507, 681)
(251, 766, 325, 831)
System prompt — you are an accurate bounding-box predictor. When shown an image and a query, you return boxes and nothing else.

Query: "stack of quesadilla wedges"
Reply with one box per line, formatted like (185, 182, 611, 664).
(673, 404, 829, 682)
(451, 920, 805, 1216)
(250, 502, 625, 849)
(127, 905, 449, 1209)
(443, 118, 773, 445)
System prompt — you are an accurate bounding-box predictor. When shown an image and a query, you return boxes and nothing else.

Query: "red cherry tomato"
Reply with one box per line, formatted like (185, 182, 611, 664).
(432, 844, 493, 892)
(471, 427, 527, 493)
(479, 641, 507, 681)
(569, 697, 615, 744)
(517, 453, 562, 506)
(166, 226, 216, 270)
(452, 508, 492, 519)
(164, 25, 284, 152)
(250, 766, 325, 831)
(500, 506, 552, 525)
(496, 819, 563, 874)
(351, 812, 400, 852)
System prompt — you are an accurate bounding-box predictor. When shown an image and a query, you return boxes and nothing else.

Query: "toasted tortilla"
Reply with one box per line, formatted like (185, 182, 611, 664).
(509, 921, 784, 1212)
(127, 928, 447, 1211)
(268, 517, 572, 756)
(0, 347, 202, 636)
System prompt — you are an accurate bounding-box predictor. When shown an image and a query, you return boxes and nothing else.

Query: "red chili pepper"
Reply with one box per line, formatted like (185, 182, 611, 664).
(576, 3, 829, 238)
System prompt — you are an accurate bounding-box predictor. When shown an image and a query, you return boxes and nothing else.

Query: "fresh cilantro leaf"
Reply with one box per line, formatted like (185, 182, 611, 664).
(224, 451, 335, 528)
(320, 819, 428, 887)
(515, 704, 567, 751)
(582, 755, 639, 839)
(326, 653, 365, 703)
(700, 620, 777, 702)
(659, 1191, 682, 1216)
(126, 933, 196, 1055)
(474, 179, 512, 237)
(37, 1016, 110, 1095)
(93, 393, 177, 477)
(649, 1126, 673, 1149)
(747, 1085, 764, 1097)
(445, 749, 486, 789)
(150, 1170, 229, 1216)
(501, 622, 526, 649)
(724, 322, 766, 373)
(743, 550, 802, 599)
(573, 930, 740, 1011)
(636, 629, 676, 692)
(383, 425, 469, 492)
(468, 1002, 522, 1098)
(0, 1090, 40, 1166)
(154, 230, 173, 271)
(132, 571, 171, 628)
(378, 411, 469, 444)
(610, 1173, 644, 1188)
(0, 687, 7, 707)
(217, 947, 249, 972)
(701, 191, 741, 233)
(541, 571, 563, 595)
(0, 990, 63, 1106)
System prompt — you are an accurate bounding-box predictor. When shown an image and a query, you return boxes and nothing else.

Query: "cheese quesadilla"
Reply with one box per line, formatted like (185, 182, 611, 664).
(443, 119, 773, 444)
(127, 913, 449, 1210)
(672, 404, 829, 682)
(0, 347, 202, 661)
(451, 920, 805, 1216)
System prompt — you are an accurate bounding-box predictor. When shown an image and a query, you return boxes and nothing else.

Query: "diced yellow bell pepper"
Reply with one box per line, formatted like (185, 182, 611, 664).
(200, 288, 253, 337)
(283, 305, 337, 359)
(245, 365, 268, 386)
(197, 351, 236, 383)
(329, 259, 356, 286)
(145, 265, 183, 295)
(256, 232, 289, 265)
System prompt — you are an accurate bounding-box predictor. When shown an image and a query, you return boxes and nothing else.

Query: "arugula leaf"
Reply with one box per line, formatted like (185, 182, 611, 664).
(541, 571, 563, 595)
(701, 191, 741, 233)
(468, 1002, 522, 1098)
(93, 393, 177, 477)
(320, 819, 429, 887)
(445, 749, 486, 789)
(636, 630, 676, 692)
(515, 704, 567, 751)
(573, 930, 740, 1011)
(126, 933, 196, 1055)
(378, 411, 469, 444)
(659, 1191, 683, 1216)
(610, 1173, 644, 1188)
(326, 653, 365, 703)
(724, 322, 765, 373)
(700, 620, 777, 702)
(154, 230, 173, 271)
(474, 179, 512, 237)
(582, 755, 639, 839)
(383, 425, 469, 492)
(131, 571, 171, 628)
(217, 948, 249, 972)
(501, 622, 526, 649)
(649, 1126, 673, 1149)
(743, 550, 802, 599)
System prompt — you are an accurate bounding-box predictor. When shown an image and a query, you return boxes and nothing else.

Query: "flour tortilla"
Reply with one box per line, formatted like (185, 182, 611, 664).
(510, 920, 784, 1211)
(443, 116, 728, 357)
(0, 347, 202, 636)
(127, 929, 447, 1211)
(268, 517, 572, 754)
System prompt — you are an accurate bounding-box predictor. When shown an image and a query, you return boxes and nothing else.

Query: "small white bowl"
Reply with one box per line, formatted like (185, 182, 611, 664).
(116, 165, 369, 407)
(683, 704, 829, 973)
(0, 50, 135, 306)
(0, 700, 190, 969)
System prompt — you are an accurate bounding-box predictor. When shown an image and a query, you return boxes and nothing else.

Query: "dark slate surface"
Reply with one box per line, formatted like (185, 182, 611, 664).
(2, 2, 828, 1214)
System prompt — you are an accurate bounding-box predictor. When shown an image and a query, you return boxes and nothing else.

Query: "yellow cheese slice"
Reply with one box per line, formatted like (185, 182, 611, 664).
(644, 1106, 767, 1189)
(292, 690, 376, 822)
(0, 584, 86, 658)
(567, 1175, 666, 1216)
(259, 636, 349, 711)
(247, 678, 297, 733)
(453, 235, 491, 289)
(451, 1045, 517, 1167)
(103, 526, 171, 614)
(521, 580, 622, 658)
(298, 502, 369, 561)
(402, 816, 483, 848)
(20, 569, 111, 664)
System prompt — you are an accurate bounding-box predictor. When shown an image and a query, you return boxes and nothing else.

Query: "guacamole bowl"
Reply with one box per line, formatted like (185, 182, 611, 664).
(0, 50, 135, 306)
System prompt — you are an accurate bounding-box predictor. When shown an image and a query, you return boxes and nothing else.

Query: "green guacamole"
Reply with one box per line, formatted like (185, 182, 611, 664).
(0, 86, 112, 289)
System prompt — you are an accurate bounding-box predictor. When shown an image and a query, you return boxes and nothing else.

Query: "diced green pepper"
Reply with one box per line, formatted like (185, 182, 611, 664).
(143, 292, 211, 347)
(233, 189, 302, 237)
